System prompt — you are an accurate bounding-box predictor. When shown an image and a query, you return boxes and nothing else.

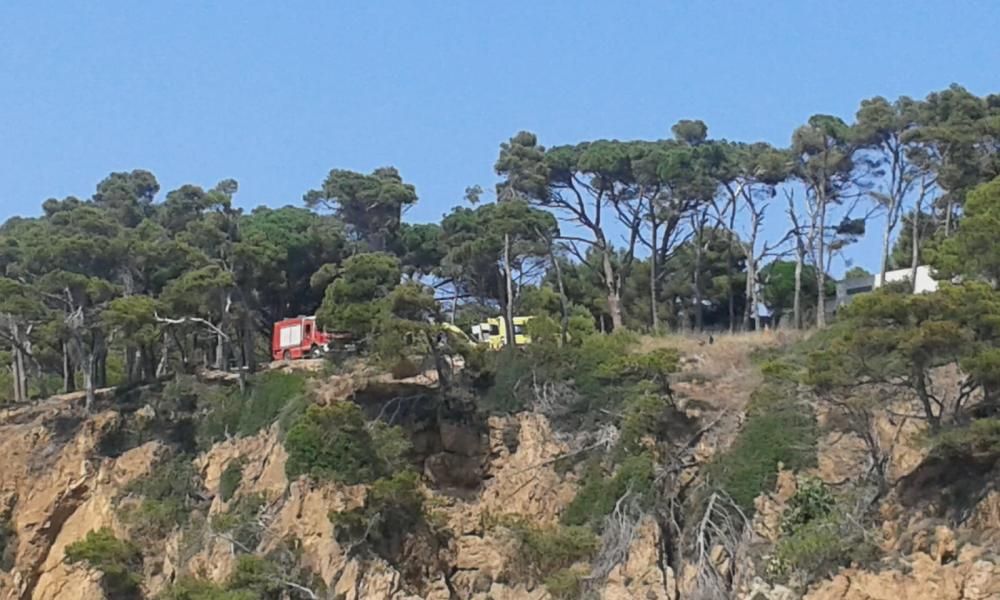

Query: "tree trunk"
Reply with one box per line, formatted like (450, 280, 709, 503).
(11, 349, 25, 403)
(911, 194, 923, 293)
(602, 248, 623, 331)
(744, 255, 756, 332)
(548, 244, 570, 345)
(503, 233, 516, 347)
(62, 341, 75, 393)
(726, 204, 738, 333)
(424, 330, 450, 390)
(692, 226, 705, 332)
(879, 198, 897, 288)
(8, 321, 29, 403)
(82, 351, 96, 412)
(914, 365, 940, 431)
(944, 197, 953, 237)
(649, 219, 660, 335)
(793, 244, 804, 330)
(243, 320, 257, 374)
(94, 345, 108, 389)
(815, 198, 827, 328)
(156, 334, 170, 378)
(215, 333, 226, 371)
(744, 219, 760, 331)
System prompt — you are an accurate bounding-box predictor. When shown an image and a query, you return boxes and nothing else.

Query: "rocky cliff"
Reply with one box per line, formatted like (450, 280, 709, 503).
(1, 337, 999, 600)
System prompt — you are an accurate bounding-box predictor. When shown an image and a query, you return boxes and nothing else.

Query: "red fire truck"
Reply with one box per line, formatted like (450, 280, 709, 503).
(271, 316, 346, 361)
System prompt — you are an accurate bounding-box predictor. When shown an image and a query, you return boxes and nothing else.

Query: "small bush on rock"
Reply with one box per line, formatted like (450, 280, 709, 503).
(65, 528, 143, 599)
(707, 380, 817, 514)
(284, 402, 409, 484)
(218, 460, 244, 503)
(122, 455, 204, 539)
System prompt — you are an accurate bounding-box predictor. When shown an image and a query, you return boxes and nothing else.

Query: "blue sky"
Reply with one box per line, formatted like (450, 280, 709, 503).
(2, 1, 998, 274)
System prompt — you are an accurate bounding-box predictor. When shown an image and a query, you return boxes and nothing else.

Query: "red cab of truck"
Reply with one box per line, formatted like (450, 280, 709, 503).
(271, 316, 331, 361)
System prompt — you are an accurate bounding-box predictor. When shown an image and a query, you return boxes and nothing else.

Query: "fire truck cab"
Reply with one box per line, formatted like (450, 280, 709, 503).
(271, 316, 331, 361)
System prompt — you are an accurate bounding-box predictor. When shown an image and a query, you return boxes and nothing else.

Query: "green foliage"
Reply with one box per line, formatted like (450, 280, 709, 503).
(562, 453, 655, 529)
(438, 199, 557, 310)
(769, 519, 855, 581)
(768, 481, 879, 584)
(544, 567, 587, 599)
(0, 517, 15, 572)
(219, 460, 244, 503)
(197, 371, 310, 448)
(932, 419, 1000, 459)
(160, 550, 324, 599)
(369, 421, 414, 473)
(807, 283, 1000, 427)
(157, 577, 257, 600)
(935, 176, 1000, 282)
(211, 493, 266, 551)
(758, 260, 835, 325)
(304, 166, 417, 252)
(495, 516, 598, 582)
(758, 359, 802, 384)
(315, 252, 401, 336)
(122, 455, 203, 539)
(708, 381, 818, 514)
(284, 402, 409, 484)
(226, 554, 284, 597)
(330, 471, 426, 560)
(64, 528, 143, 598)
(597, 347, 679, 389)
(781, 477, 835, 535)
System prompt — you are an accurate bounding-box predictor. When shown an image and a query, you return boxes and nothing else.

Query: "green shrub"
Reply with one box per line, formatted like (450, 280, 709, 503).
(618, 388, 674, 454)
(562, 453, 655, 529)
(226, 555, 284, 597)
(159, 552, 323, 599)
(597, 347, 679, 389)
(932, 418, 1000, 459)
(285, 402, 406, 484)
(211, 494, 266, 552)
(758, 359, 802, 383)
(122, 455, 204, 539)
(218, 460, 244, 503)
(494, 515, 598, 581)
(198, 371, 309, 448)
(158, 577, 257, 600)
(64, 528, 143, 599)
(0, 517, 15, 572)
(782, 477, 835, 535)
(769, 516, 878, 582)
(768, 479, 879, 584)
(369, 421, 413, 472)
(230, 547, 328, 598)
(707, 381, 817, 514)
(518, 522, 597, 578)
(482, 331, 641, 418)
(545, 567, 587, 599)
(330, 470, 426, 561)
(479, 350, 536, 414)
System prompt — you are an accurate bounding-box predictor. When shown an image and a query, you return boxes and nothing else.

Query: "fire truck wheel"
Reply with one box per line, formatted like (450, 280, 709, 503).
(283, 350, 292, 361)
(309, 345, 322, 359)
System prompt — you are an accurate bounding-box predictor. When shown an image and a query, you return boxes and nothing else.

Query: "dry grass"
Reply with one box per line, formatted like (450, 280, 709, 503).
(637, 330, 802, 415)
(639, 329, 800, 381)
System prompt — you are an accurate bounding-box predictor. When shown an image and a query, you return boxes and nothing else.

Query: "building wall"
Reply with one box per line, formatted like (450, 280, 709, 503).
(874, 265, 938, 294)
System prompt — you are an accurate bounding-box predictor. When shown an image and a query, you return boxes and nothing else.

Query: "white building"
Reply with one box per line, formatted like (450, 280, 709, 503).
(873, 265, 939, 294)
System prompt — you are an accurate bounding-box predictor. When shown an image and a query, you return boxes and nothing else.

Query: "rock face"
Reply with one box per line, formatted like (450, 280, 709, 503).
(3, 375, 1000, 600)
(0, 404, 160, 600)
(601, 518, 675, 600)
(805, 553, 1000, 600)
